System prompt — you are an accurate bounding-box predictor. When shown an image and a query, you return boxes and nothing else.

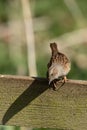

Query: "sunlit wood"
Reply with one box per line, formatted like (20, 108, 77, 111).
(0, 75, 87, 130)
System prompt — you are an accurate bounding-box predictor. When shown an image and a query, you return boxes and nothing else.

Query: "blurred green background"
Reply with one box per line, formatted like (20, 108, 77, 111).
(0, 0, 87, 130)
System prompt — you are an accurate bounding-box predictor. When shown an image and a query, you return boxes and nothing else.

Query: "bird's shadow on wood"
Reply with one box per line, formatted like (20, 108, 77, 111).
(2, 78, 48, 125)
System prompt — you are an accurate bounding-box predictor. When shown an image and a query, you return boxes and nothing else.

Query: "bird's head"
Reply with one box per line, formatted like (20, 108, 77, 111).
(48, 67, 58, 85)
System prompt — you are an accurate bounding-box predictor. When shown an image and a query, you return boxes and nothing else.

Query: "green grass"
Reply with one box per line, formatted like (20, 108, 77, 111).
(0, 126, 20, 130)
(0, 41, 16, 74)
(68, 61, 87, 80)
(0, 0, 8, 23)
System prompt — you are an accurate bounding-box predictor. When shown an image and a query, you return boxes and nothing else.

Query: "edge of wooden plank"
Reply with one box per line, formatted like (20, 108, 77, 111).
(0, 74, 87, 85)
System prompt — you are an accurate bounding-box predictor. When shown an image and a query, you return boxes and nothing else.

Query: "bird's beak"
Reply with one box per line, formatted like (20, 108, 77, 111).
(49, 80, 52, 85)
(49, 81, 51, 85)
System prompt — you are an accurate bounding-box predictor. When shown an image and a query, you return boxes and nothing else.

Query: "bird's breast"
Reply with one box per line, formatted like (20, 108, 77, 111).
(49, 63, 70, 78)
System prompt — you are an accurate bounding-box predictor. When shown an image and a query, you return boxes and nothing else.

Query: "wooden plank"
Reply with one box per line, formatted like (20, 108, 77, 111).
(0, 75, 87, 130)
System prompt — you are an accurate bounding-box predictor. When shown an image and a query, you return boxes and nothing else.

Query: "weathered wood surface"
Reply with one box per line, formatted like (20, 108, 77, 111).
(0, 75, 87, 130)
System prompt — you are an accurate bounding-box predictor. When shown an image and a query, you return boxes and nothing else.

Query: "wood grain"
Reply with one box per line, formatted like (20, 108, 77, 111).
(0, 74, 87, 130)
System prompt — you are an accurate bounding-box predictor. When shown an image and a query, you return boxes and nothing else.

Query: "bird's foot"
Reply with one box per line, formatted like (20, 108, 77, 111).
(61, 76, 68, 83)
(53, 82, 57, 91)
(49, 81, 57, 90)
(58, 76, 68, 83)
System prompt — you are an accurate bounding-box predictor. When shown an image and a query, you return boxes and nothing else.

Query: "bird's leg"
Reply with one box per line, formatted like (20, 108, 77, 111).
(53, 81, 57, 90)
(60, 76, 68, 83)
(62, 76, 68, 83)
(64, 76, 67, 83)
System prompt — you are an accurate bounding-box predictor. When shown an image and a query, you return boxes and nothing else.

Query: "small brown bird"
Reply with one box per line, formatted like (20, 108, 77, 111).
(47, 42, 71, 90)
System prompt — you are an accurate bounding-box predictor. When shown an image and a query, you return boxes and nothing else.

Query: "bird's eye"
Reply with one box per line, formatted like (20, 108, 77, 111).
(51, 73, 53, 76)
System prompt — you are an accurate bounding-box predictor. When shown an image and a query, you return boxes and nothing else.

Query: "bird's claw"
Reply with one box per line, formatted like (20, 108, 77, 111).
(59, 76, 68, 83)
(53, 82, 57, 90)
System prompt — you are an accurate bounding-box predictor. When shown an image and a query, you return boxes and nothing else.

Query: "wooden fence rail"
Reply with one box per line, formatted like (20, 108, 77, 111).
(0, 75, 87, 130)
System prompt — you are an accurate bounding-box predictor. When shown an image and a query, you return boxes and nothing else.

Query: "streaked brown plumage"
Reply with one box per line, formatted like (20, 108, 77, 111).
(47, 42, 71, 90)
